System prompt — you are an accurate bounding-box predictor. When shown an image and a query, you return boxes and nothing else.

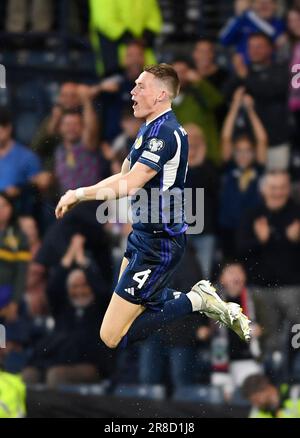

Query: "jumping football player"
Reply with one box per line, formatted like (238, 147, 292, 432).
(55, 64, 251, 349)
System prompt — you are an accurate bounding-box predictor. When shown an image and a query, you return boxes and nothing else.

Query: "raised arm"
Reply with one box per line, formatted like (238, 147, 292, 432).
(243, 94, 268, 165)
(221, 87, 245, 162)
(77, 85, 99, 151)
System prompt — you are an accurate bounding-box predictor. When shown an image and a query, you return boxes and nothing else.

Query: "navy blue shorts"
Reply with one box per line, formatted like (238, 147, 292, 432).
(115, 230, 187, 310)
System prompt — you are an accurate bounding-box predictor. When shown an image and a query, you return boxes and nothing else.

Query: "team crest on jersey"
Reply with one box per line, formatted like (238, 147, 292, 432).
(147, 138, 165, 152)
(134, 135, 143, 149)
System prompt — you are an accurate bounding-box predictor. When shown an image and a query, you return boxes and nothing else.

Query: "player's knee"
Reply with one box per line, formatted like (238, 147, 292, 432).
(99, 327, 120, 349)
(101, 335, 119, 349)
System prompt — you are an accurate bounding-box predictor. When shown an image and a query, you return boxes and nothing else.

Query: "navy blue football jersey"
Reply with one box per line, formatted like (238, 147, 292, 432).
(127, 109, 189, 236)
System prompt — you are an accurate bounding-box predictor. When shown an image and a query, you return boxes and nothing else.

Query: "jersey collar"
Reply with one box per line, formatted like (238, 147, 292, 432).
(145, 108, 172, 126)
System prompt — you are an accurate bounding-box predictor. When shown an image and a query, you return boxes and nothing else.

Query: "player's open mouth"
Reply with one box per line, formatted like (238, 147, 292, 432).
(132, 101, 138, 109)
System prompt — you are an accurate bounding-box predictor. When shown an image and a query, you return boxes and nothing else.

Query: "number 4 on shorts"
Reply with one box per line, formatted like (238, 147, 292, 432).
(133, 269, 151, 289)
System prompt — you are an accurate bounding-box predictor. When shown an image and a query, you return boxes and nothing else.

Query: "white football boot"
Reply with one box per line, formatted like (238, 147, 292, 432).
(191, 280, 251, 342)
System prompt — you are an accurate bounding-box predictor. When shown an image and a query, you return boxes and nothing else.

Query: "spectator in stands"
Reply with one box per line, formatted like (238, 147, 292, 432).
(196, 262, 263, 394)
(242, 374, 300, 417)
(32, 82, 97, 172)
(0, 193, 30, 322)
(0, 108, 51, 205)
(193, 38, 229, 90)
(192, 37, 229, 126)
(22, 234, 111, 388)
(31, 82, 100, 227)
(211, 263, 263, 392)
(237, 171, 300, 354)
(184, 123, 219, 278)
(220, 0, 286, 62)
(18, 216, 47, 316)
(225, 33, 290, 169)
(219, 87, 267, 258)
(6, 0, 53, 32)
(172, 58, 224, 163)
(54, 107, 100, 194)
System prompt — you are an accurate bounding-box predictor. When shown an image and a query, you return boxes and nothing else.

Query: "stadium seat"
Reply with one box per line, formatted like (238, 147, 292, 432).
(113, 384, 166, 400)
(172, 384, 224, 404)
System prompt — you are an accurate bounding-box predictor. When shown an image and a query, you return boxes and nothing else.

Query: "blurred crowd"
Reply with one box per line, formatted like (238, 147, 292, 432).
(1, 0, 300, 408)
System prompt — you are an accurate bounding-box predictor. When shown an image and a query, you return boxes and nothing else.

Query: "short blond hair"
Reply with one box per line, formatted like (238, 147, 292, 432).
(144, 63, 180, 99)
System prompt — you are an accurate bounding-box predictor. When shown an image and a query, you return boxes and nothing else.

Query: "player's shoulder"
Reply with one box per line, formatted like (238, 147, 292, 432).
(150, 115, 185, 140)
(165, 112, 188, 138)
(154, 122, 175, 140)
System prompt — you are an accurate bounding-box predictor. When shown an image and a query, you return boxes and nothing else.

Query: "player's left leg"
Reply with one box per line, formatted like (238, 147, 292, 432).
(118, 281, 251, 348)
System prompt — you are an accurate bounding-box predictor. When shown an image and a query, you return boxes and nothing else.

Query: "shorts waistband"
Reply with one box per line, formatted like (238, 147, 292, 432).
(131, 229, 186, 239)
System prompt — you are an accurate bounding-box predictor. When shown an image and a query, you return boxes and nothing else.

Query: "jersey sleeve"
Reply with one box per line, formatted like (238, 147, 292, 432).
(137, 126, 176, 172)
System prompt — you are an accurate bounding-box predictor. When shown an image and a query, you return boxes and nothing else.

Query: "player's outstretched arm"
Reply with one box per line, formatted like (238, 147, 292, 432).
(55, 159, 156, 219)
(55, 157, 130, 219)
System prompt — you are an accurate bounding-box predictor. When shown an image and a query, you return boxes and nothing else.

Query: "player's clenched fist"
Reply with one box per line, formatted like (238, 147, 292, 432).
(55, 189, 78, 219)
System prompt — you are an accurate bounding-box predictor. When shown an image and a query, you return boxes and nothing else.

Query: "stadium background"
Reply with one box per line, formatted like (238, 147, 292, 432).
(1, 0, 300, 418)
